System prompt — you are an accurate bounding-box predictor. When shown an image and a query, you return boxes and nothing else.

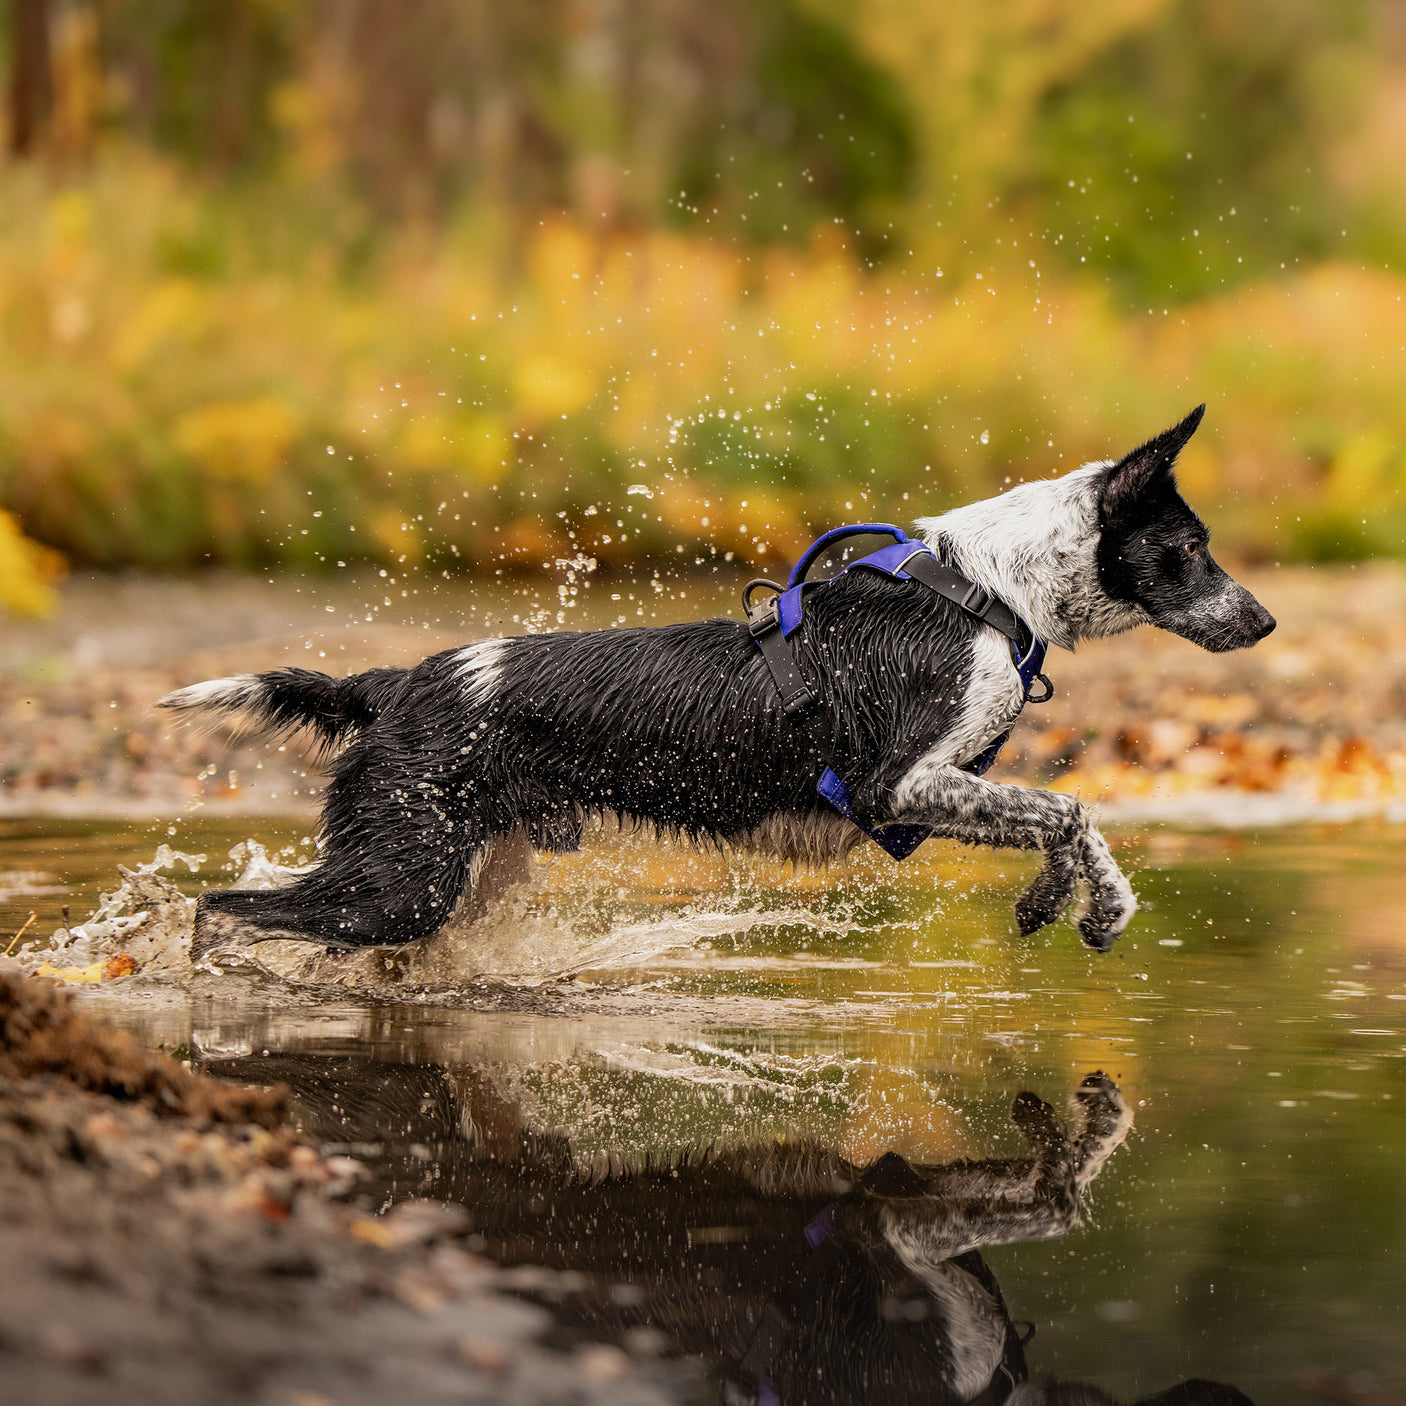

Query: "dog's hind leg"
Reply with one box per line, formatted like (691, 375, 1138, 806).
(457, 827, 534, 923)
(195, 833, 473, 956)
(193, 757, 482, 956)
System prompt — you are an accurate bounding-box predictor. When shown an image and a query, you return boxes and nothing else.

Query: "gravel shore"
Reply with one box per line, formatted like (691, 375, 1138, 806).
(0, 965, 689, 1405)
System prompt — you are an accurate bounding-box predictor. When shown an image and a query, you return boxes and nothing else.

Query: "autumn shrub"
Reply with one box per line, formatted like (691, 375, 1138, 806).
(0, 153, 1403, 585)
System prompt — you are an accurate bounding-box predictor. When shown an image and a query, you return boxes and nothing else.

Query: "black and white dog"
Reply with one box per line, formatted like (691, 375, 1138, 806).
(161, 406, 1274, 957)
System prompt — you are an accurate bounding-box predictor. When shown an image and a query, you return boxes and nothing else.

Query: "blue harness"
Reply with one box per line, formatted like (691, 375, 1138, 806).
(744, 524, 1051, 862)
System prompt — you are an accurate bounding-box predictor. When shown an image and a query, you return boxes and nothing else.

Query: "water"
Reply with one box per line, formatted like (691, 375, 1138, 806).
(5, 816, 1404, 1402)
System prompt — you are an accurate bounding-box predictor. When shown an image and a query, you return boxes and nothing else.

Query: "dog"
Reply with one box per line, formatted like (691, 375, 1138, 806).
(160, 405, 1274, 957)
(195, 1052, 1248, 1406)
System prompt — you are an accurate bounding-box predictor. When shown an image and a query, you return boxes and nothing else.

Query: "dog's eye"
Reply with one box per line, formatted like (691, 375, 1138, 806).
(1184, 542, 1200, 558)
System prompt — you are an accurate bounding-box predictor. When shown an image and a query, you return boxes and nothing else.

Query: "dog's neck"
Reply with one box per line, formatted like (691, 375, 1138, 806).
(914, 465, 1148, 651)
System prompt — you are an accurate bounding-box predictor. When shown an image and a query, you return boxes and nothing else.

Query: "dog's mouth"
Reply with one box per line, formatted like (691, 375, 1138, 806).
(1157, 598, 1277, 652)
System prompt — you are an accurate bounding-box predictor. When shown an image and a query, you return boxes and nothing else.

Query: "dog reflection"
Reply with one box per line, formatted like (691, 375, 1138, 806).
(200, 1051, 1249, 1406)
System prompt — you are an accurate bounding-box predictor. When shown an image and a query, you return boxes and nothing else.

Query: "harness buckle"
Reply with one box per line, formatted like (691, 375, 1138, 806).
(747, 596, 781, 639)
(743, 578, 785, 635)
(961, 581, 994, 616)
(1026, 672, 1054, 704)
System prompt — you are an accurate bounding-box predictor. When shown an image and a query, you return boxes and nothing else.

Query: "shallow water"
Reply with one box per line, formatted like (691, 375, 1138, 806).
(5, 816, 1405, 1402)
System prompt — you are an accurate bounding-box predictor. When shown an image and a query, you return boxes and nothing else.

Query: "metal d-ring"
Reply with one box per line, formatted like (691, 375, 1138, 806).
(1026, 672, 1055, 704)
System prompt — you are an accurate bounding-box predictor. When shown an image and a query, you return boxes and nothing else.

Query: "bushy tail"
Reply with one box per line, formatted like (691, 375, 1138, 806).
(156, 666, 407, 753)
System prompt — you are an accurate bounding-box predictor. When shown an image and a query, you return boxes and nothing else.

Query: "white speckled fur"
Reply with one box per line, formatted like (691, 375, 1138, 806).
(914, 464, 1148, 651)
(886, 1255, 1006, 1398)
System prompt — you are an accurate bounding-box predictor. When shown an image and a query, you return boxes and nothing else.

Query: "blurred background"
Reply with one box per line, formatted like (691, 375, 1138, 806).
(3, 0, 1406, 614)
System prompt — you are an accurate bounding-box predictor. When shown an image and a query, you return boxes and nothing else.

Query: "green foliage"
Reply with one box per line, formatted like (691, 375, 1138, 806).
(97, 0, 296, 169)
(672, 1, 916, 254)
(4, 2, 1406, 571)
(1023, 0, 1375, 300)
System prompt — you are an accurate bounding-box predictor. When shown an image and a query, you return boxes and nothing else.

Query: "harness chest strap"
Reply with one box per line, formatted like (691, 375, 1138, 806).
(745, 526, 1052, 861)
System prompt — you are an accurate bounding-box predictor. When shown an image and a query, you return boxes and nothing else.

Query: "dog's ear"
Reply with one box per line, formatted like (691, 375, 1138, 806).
(1100, 404, 1205, 522)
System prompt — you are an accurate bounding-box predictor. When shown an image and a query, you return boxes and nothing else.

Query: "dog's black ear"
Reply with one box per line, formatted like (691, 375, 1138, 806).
(1100, 404, 1205, 521)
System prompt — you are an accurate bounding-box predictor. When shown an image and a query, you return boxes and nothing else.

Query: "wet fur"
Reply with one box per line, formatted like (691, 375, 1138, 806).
(161, 407, 1274, 957)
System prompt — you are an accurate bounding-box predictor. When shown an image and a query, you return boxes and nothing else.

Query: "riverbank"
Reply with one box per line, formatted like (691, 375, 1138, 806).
(0, 964, 686, 1405)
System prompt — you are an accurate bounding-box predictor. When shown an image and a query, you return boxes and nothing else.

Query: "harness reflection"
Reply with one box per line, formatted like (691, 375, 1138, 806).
(197, 1047, 1251, 1406)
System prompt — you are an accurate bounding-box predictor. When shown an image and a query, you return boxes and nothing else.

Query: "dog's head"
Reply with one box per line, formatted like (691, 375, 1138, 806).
(1096, 406, 1275, 652)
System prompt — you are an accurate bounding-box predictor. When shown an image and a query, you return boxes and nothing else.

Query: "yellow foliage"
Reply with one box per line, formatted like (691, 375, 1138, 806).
(111, 277, 203, 371)
(366, 504, 421, 564)
(172, 397, 298, 483)
(1, 153, 1404, 572)
(47, 189, 93, 258)
(0, 511, 66, 617)
(512, 352, 596, 422)
(1328, 433, 1397, 505)
(456, 413, 511, 485)
(395, 415, 459, 474)
(398, 412, 510, 483)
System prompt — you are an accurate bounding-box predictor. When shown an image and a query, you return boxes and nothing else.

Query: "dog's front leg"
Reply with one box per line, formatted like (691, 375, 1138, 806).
(883, 762, 1136, 949)
(869, 1091, 1082, 1264)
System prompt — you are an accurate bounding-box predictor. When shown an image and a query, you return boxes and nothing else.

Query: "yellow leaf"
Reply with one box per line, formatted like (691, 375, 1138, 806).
(349, 1217, 398, 1248)
(0, 511, 66, 617)
(34, 954, 137, 983)
(512, 353, 594, 421)
(36, 960, 106, 984)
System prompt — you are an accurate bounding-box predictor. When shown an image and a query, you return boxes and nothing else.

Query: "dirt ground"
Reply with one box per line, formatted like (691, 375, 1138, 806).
(3, 562, 1405, 822)
(0, 964, 690, 1406)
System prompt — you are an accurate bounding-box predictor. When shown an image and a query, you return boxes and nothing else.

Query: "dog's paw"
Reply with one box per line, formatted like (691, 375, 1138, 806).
(1071, 1072, 1133, 1190)
(1014, 895, 1050, 937)
(1009, 1090, 1065, 1152)
(1072, 1072, 1131, 1141)
(1077, 879, 1137, 951)
(1074, 829, 1136, 951)
(1014, 846, 1079, 936)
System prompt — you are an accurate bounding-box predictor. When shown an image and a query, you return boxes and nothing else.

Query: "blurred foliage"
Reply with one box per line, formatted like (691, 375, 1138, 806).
(0, 0, 1404, 587)
(0, 506, 64, 614)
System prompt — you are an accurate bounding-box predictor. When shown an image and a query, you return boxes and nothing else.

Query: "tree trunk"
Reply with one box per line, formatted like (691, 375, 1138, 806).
(8, 0, 51, 156)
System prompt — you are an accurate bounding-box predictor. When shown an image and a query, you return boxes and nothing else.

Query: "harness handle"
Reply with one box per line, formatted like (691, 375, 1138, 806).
(741, 578, 786, 618)
(785, 523, 910, 590)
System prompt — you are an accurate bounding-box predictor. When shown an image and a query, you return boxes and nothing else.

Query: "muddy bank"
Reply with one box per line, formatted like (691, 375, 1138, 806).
(0, 966, 688, 1405)
(4, 563, 1406, 822)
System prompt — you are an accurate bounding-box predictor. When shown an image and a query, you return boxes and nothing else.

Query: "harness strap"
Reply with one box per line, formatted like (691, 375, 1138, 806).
(747, 597, 815, 717)
(899, 550, 1030, 654)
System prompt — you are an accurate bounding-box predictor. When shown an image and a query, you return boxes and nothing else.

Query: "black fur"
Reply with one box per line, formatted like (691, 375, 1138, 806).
(186, 571, 991, 950)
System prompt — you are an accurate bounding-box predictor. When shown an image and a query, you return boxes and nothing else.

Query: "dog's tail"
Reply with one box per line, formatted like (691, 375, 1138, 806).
(156, 666, 407, 753)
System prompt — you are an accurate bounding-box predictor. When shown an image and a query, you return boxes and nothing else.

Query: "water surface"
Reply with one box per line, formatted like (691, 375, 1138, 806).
(4, 817, 1403, 1402)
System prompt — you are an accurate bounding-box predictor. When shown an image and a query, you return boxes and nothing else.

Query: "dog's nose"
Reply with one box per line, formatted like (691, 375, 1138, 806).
(1253, 607, 1276, 641)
